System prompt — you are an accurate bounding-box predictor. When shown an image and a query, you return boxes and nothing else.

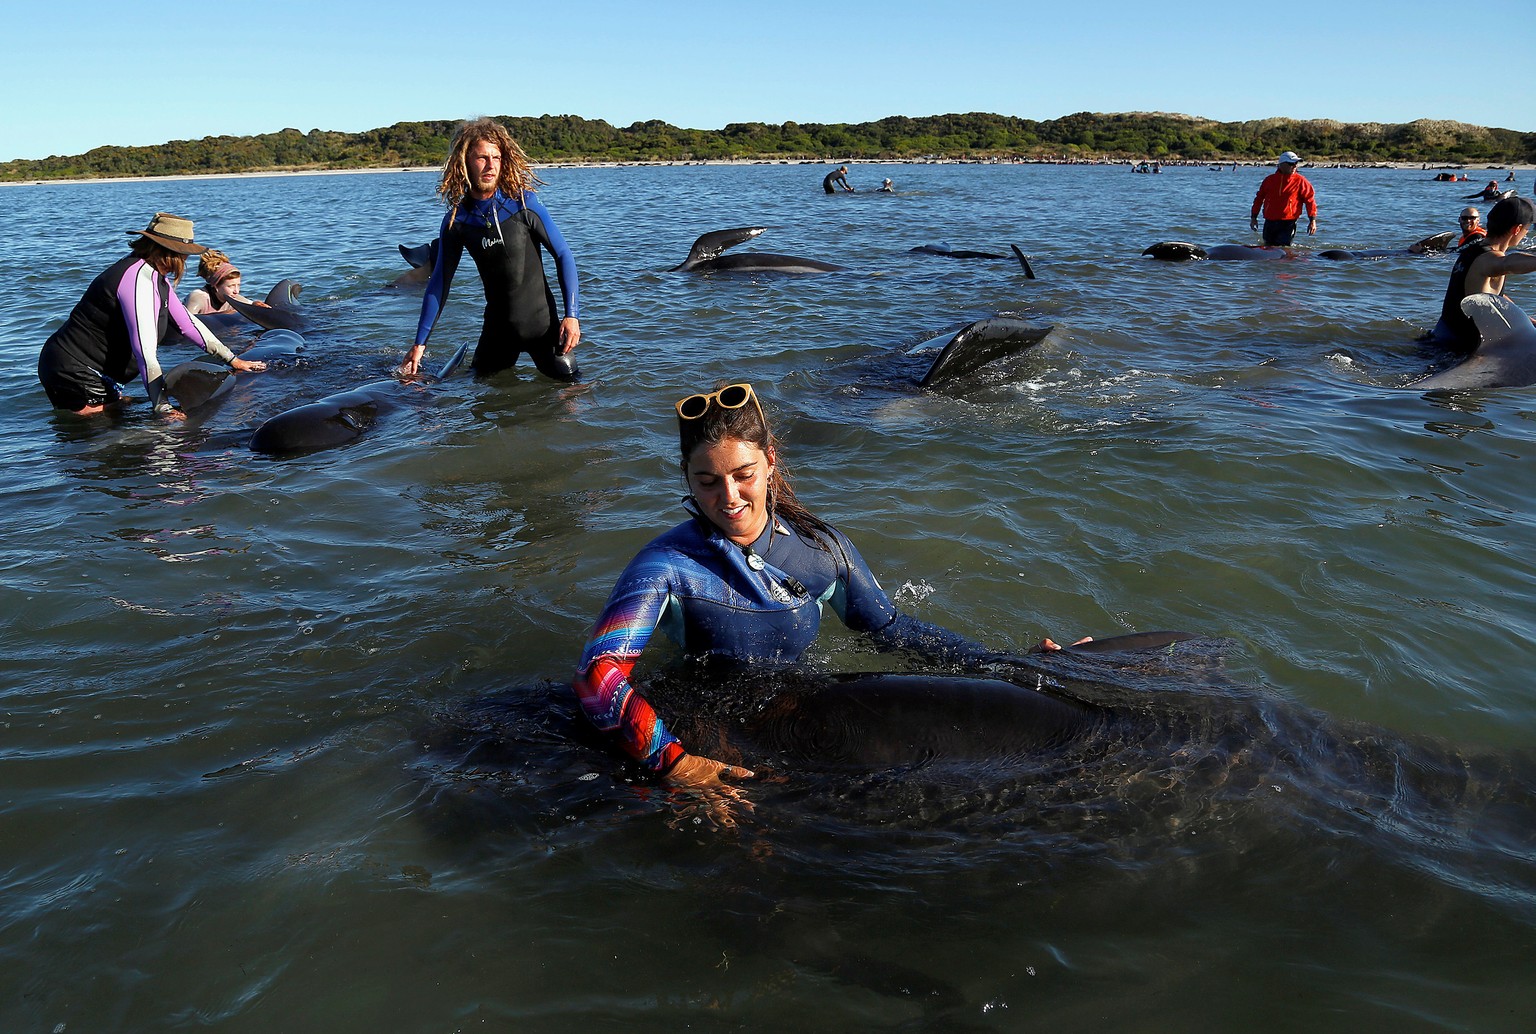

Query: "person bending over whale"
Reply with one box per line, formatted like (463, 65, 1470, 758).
(572, 382, 1087, 790)
(37, 212, 267, 418)
(1433, 196, 1536, 353)
(399, 118, 581, 381)
(822, 165, 854, 194)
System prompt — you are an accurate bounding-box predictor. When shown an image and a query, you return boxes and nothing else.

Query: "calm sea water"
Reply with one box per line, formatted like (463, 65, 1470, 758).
(2, 162, 1533, 1031)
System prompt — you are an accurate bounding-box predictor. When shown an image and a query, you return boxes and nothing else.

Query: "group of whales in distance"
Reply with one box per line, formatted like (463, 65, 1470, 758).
(177, 219, 1536, 458)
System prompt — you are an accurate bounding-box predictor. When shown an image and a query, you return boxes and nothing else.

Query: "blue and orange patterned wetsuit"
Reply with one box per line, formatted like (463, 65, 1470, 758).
(38, 255, 235, 412)
(573, 512, 989, 772)
(414, 189, 580, 380)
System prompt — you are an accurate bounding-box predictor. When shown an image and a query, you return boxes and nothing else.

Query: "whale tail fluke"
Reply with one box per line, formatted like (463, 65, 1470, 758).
(673, 227, 768, 271)
(229, 279, 306, 331)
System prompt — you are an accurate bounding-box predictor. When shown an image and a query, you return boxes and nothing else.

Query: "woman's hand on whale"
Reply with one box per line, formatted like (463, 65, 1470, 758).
(665, 753, 755, 787)
(1037, 635, 1094, 652)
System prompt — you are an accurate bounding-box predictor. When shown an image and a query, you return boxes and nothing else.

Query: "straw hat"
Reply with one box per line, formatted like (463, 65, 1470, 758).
(127, 212, 207, 255)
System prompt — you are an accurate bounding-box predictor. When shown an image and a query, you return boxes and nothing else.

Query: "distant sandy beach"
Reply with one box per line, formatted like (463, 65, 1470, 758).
(2, 157, 1525, 188)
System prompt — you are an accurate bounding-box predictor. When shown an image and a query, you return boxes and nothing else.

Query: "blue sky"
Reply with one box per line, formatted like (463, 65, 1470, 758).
(2, 0, 1531, 162)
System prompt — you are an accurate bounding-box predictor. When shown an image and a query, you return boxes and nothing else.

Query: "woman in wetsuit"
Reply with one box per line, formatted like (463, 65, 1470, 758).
(399, 118, 581, 381)
(572, 383, 1084, 788)
(37, 213, 267, 417)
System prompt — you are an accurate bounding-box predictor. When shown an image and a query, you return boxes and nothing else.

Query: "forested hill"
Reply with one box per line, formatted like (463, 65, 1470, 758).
(3, 112, 1531, 182)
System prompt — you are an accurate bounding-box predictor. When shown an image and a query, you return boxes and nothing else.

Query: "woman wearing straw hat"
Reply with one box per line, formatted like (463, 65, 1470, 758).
(37, 213, 267, 418)
(572, 383, 1091, 792)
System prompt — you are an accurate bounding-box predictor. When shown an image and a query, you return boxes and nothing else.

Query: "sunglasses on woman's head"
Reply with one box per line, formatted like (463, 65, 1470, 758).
(676, 383, 761, 421)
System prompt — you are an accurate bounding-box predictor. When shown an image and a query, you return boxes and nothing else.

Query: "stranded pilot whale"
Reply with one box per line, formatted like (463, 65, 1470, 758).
(1411, 294, 1536, 390)
(671, 227, 844, 273)
(412, 630, 1536, 925)
(910, 243, 1036, 278)
(249, 342, 467, 455)
(161, 329, 311, 410)
(1143, 232, 1454, 262)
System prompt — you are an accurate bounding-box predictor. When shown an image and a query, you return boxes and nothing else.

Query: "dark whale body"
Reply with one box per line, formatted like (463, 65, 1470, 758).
(911, 242, 1036, 278)
(1143, 232, 1454, 263)
(249, 342, 466, 455)
(671, 227, 844, 273)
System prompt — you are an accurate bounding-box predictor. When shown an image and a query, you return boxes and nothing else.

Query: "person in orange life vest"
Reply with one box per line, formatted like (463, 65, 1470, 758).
(1249, 151, 1318, 247)
(1457, 207, 1488, 250)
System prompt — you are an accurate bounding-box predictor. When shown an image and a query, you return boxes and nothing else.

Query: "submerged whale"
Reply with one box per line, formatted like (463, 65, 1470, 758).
(1411, 294, 1536, 390)
(249, 342, 467, 455)
(671, 227, 844, 273)
(412, 631, 1536, 928)
(918, 317, 1057, 389)
(162, 328, 312, 410)
(1143, 232, 1454, 262)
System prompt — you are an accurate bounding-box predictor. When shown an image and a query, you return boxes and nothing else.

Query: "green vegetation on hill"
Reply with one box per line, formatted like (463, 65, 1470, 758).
(3, 112, 1531, 182)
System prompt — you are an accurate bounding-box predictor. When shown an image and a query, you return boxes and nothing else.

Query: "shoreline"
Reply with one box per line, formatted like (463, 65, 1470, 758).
(1, 157, 1525, 188)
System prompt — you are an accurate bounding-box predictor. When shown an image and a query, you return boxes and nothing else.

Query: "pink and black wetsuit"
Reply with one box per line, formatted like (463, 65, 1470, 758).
(38, 255, 233, 412)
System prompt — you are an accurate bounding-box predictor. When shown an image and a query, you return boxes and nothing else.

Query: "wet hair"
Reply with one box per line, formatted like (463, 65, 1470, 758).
(129, 237, 186, 283)
(437, 117, 543, 221)
(196, 249, 231, 283)
(677, 388, 836, 549)
(1488, 196, 1534, 237)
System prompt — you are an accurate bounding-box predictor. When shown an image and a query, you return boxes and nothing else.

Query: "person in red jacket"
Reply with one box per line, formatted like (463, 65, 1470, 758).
(1249, 151, 1318, 246)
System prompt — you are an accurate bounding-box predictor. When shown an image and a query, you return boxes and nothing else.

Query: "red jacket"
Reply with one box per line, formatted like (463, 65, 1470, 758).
(1251, 172, 1318, 221)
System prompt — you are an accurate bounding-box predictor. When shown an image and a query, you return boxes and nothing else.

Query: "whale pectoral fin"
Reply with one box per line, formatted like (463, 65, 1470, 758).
(675, 227, 768, 270)
(434, 342, 470, 381)
(336, 406, 376, 432)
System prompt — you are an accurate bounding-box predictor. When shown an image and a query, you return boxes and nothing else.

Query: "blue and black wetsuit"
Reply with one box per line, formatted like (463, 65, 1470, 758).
(573, 512, 989, 772)
(38, 255, 234, 412)
(415, 189, 581, 380)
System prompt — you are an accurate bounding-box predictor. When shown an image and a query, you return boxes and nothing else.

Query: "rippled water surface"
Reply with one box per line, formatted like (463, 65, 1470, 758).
(2, 163, 1534, 1031)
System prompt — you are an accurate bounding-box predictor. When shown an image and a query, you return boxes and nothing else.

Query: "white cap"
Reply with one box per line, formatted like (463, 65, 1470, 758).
(1277, 151, 1302, 165)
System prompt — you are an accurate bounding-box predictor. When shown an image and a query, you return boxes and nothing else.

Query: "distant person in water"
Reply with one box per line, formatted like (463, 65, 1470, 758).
(1434, 196, 1536, 353)
(184, 250, 258, 315)
(1249, 151, 1318, 246)
(399, 117, 581, 381)
(1457, 207, 1487, 249)
(878, 178, 895, 193)
(822, 165, 854, 193)
(36, 213, 267, 418)
(1465, 180, 1503, 202)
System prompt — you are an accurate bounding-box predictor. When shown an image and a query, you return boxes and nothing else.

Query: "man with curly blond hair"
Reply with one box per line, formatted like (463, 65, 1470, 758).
(400, 118, 582, 381)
